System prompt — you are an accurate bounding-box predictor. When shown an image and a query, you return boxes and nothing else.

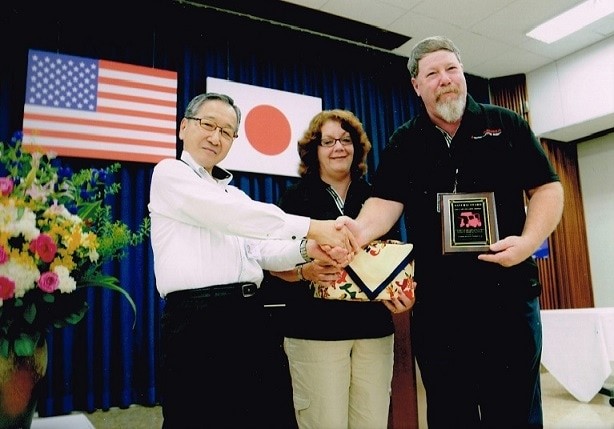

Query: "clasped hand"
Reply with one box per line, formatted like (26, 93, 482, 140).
(307, 220, 360, 267)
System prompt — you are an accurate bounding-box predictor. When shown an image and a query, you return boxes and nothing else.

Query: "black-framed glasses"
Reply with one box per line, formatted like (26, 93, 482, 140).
(319, 136, 353, 147)
(185, 117, 237, 142)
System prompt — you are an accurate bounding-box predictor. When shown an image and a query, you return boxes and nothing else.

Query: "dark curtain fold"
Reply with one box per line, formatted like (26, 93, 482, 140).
(0, 1, 489, 416)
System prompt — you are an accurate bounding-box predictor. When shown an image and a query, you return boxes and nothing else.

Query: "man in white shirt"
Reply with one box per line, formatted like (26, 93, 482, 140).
(149, 92, 357, 429)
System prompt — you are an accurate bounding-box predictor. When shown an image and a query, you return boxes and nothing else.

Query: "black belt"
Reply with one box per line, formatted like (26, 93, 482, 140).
(165, 282, 258, 303)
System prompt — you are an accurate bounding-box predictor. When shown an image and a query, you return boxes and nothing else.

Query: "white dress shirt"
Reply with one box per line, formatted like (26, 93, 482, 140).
(148, 152, 309, 297)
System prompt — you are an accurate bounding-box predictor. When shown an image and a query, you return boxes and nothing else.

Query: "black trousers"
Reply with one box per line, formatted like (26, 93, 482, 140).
(412, 295, 543, 429)
(160, 286, 267, 429)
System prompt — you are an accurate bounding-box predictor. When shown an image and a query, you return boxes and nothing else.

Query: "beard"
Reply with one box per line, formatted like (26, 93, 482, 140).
(435, 90, 466, 123)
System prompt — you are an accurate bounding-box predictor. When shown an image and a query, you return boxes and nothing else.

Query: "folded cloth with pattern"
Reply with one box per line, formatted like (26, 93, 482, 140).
(311, 240, 415, 301)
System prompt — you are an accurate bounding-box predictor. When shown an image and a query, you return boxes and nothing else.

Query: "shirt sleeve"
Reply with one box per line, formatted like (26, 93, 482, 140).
(371, 127, 413, 204)
(245, 238, 304, 271)
(148, 159, 309, 241)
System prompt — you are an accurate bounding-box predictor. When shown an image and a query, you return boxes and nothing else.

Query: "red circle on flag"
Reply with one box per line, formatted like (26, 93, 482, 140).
(244, 105, 291, 155)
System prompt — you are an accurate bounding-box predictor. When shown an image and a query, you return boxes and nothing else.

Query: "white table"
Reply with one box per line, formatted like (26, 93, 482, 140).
(540, 307, 614, 403)
(31, 414, 94, 429)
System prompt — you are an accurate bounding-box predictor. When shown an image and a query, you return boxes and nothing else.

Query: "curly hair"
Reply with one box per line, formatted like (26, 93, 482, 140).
(297, 109, 371, 179)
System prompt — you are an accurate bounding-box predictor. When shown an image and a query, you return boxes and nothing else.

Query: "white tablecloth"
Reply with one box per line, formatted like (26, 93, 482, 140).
(540, 307, 614, 402)
(32, 414, 94, 429)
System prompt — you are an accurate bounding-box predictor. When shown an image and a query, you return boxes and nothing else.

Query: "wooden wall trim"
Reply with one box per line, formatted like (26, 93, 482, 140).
(389, 313, 418, 429)
(489, 75, 593, 309)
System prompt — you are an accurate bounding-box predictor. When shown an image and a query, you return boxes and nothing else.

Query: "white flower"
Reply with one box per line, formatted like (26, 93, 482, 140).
(54, 265, 77, 293)
(88, 248, 100, 263)
(45, 201, 82, 224)
(0, 202, 40, 240)
(0, 259, 39, 298)
(26, 180, 56, 202)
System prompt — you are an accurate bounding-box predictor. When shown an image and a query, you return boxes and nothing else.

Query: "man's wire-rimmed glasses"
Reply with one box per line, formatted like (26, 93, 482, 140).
(185, 117, 237, 142)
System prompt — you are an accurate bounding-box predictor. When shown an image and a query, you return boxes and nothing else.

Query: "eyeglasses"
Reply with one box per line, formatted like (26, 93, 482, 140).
(185, 117, 237, 142)
(319, 136, 353, 147)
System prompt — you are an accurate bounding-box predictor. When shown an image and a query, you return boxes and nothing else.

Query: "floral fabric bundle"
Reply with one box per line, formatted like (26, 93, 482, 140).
(311, 240, 415, 301)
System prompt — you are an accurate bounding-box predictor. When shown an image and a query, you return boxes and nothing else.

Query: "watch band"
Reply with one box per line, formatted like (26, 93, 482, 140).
(300, 238, 313, 262)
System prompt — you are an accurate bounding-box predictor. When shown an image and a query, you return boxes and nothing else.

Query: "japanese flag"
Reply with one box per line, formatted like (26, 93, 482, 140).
(206, 77, 322, 177)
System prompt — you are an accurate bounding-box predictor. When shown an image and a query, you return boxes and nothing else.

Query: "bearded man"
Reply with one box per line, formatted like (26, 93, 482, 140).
(337, 36, 564, 428)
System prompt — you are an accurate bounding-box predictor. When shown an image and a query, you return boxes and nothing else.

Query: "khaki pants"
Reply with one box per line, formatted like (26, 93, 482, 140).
(284, 335, 394, 429)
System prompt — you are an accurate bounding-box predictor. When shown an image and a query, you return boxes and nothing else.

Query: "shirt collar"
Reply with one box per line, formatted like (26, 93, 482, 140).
(180, 151, 233, 185)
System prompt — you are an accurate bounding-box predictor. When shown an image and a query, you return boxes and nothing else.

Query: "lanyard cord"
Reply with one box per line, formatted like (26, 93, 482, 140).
(437, 127, 458, 193)
(326, 185, 346, 215)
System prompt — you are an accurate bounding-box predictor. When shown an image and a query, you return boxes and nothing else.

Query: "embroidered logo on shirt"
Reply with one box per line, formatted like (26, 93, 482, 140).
(471, 128, 502, 139)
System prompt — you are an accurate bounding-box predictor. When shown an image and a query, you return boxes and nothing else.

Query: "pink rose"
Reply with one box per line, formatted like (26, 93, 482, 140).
(0, 246, 8, 264)
(37, 271, 59, 293)
(0, 177, 13, 196)
(0, 276, 15, 300)
(28, 234, 57, 263)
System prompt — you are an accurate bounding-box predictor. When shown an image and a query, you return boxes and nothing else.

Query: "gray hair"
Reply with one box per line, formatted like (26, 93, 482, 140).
(184, 93, 242, 131)
(407, 36, 462, 79)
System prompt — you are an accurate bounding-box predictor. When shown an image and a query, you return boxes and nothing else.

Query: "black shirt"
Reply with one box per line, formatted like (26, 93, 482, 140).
(372, 95, 560, 304)
(263, 175, 394, 340)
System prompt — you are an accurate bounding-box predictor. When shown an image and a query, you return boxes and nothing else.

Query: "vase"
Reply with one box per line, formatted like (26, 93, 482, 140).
(0, 341, 47, 429)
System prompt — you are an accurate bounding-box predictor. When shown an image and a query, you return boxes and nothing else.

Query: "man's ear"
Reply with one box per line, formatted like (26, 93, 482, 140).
(411, 77, 420, 97)
(178, 118, 188, 140)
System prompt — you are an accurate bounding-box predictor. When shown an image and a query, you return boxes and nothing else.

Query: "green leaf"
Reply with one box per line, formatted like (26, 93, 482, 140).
(0, 338, 9, 359)
(14, 333, 39, 357)
(42, 293, 55, 303)
(77, 200, 102, 221)
(23, 302, 37, 324)
(79, 274, 137, 328)
(53, 303, 88, 328)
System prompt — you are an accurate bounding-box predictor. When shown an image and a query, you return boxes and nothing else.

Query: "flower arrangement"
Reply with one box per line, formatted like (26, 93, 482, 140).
(0, 132, 149, 358)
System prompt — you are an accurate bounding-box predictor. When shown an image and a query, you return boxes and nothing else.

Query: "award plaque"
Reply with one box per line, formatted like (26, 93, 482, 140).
(440, 192, 499, 254)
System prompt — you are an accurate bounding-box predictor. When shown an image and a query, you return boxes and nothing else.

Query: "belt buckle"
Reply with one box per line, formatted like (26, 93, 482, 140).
(241, 283, 256, 298)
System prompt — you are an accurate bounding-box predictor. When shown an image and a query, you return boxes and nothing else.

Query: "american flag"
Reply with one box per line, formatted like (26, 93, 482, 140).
(22, 49, 177, 163)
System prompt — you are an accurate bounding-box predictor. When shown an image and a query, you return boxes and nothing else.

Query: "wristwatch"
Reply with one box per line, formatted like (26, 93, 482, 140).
(300, 238, 313, 262)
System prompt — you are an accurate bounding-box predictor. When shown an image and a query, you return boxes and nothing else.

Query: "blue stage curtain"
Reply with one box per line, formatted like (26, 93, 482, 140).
(0, 2, 489, 416)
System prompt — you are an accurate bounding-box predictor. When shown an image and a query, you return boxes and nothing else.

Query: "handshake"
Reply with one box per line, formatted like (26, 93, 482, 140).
(302, 215, 416, 314)
(304, 216, 363, 268)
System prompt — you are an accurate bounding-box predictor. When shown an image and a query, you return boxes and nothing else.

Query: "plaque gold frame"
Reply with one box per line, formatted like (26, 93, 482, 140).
(440, 192, 499, 254)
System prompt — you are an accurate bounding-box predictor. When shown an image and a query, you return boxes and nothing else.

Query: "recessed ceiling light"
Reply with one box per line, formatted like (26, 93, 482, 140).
(526, 0, 614, 44)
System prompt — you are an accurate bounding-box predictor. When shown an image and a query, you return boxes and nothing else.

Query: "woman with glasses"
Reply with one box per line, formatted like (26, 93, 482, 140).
(266, 109, 415, 429)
